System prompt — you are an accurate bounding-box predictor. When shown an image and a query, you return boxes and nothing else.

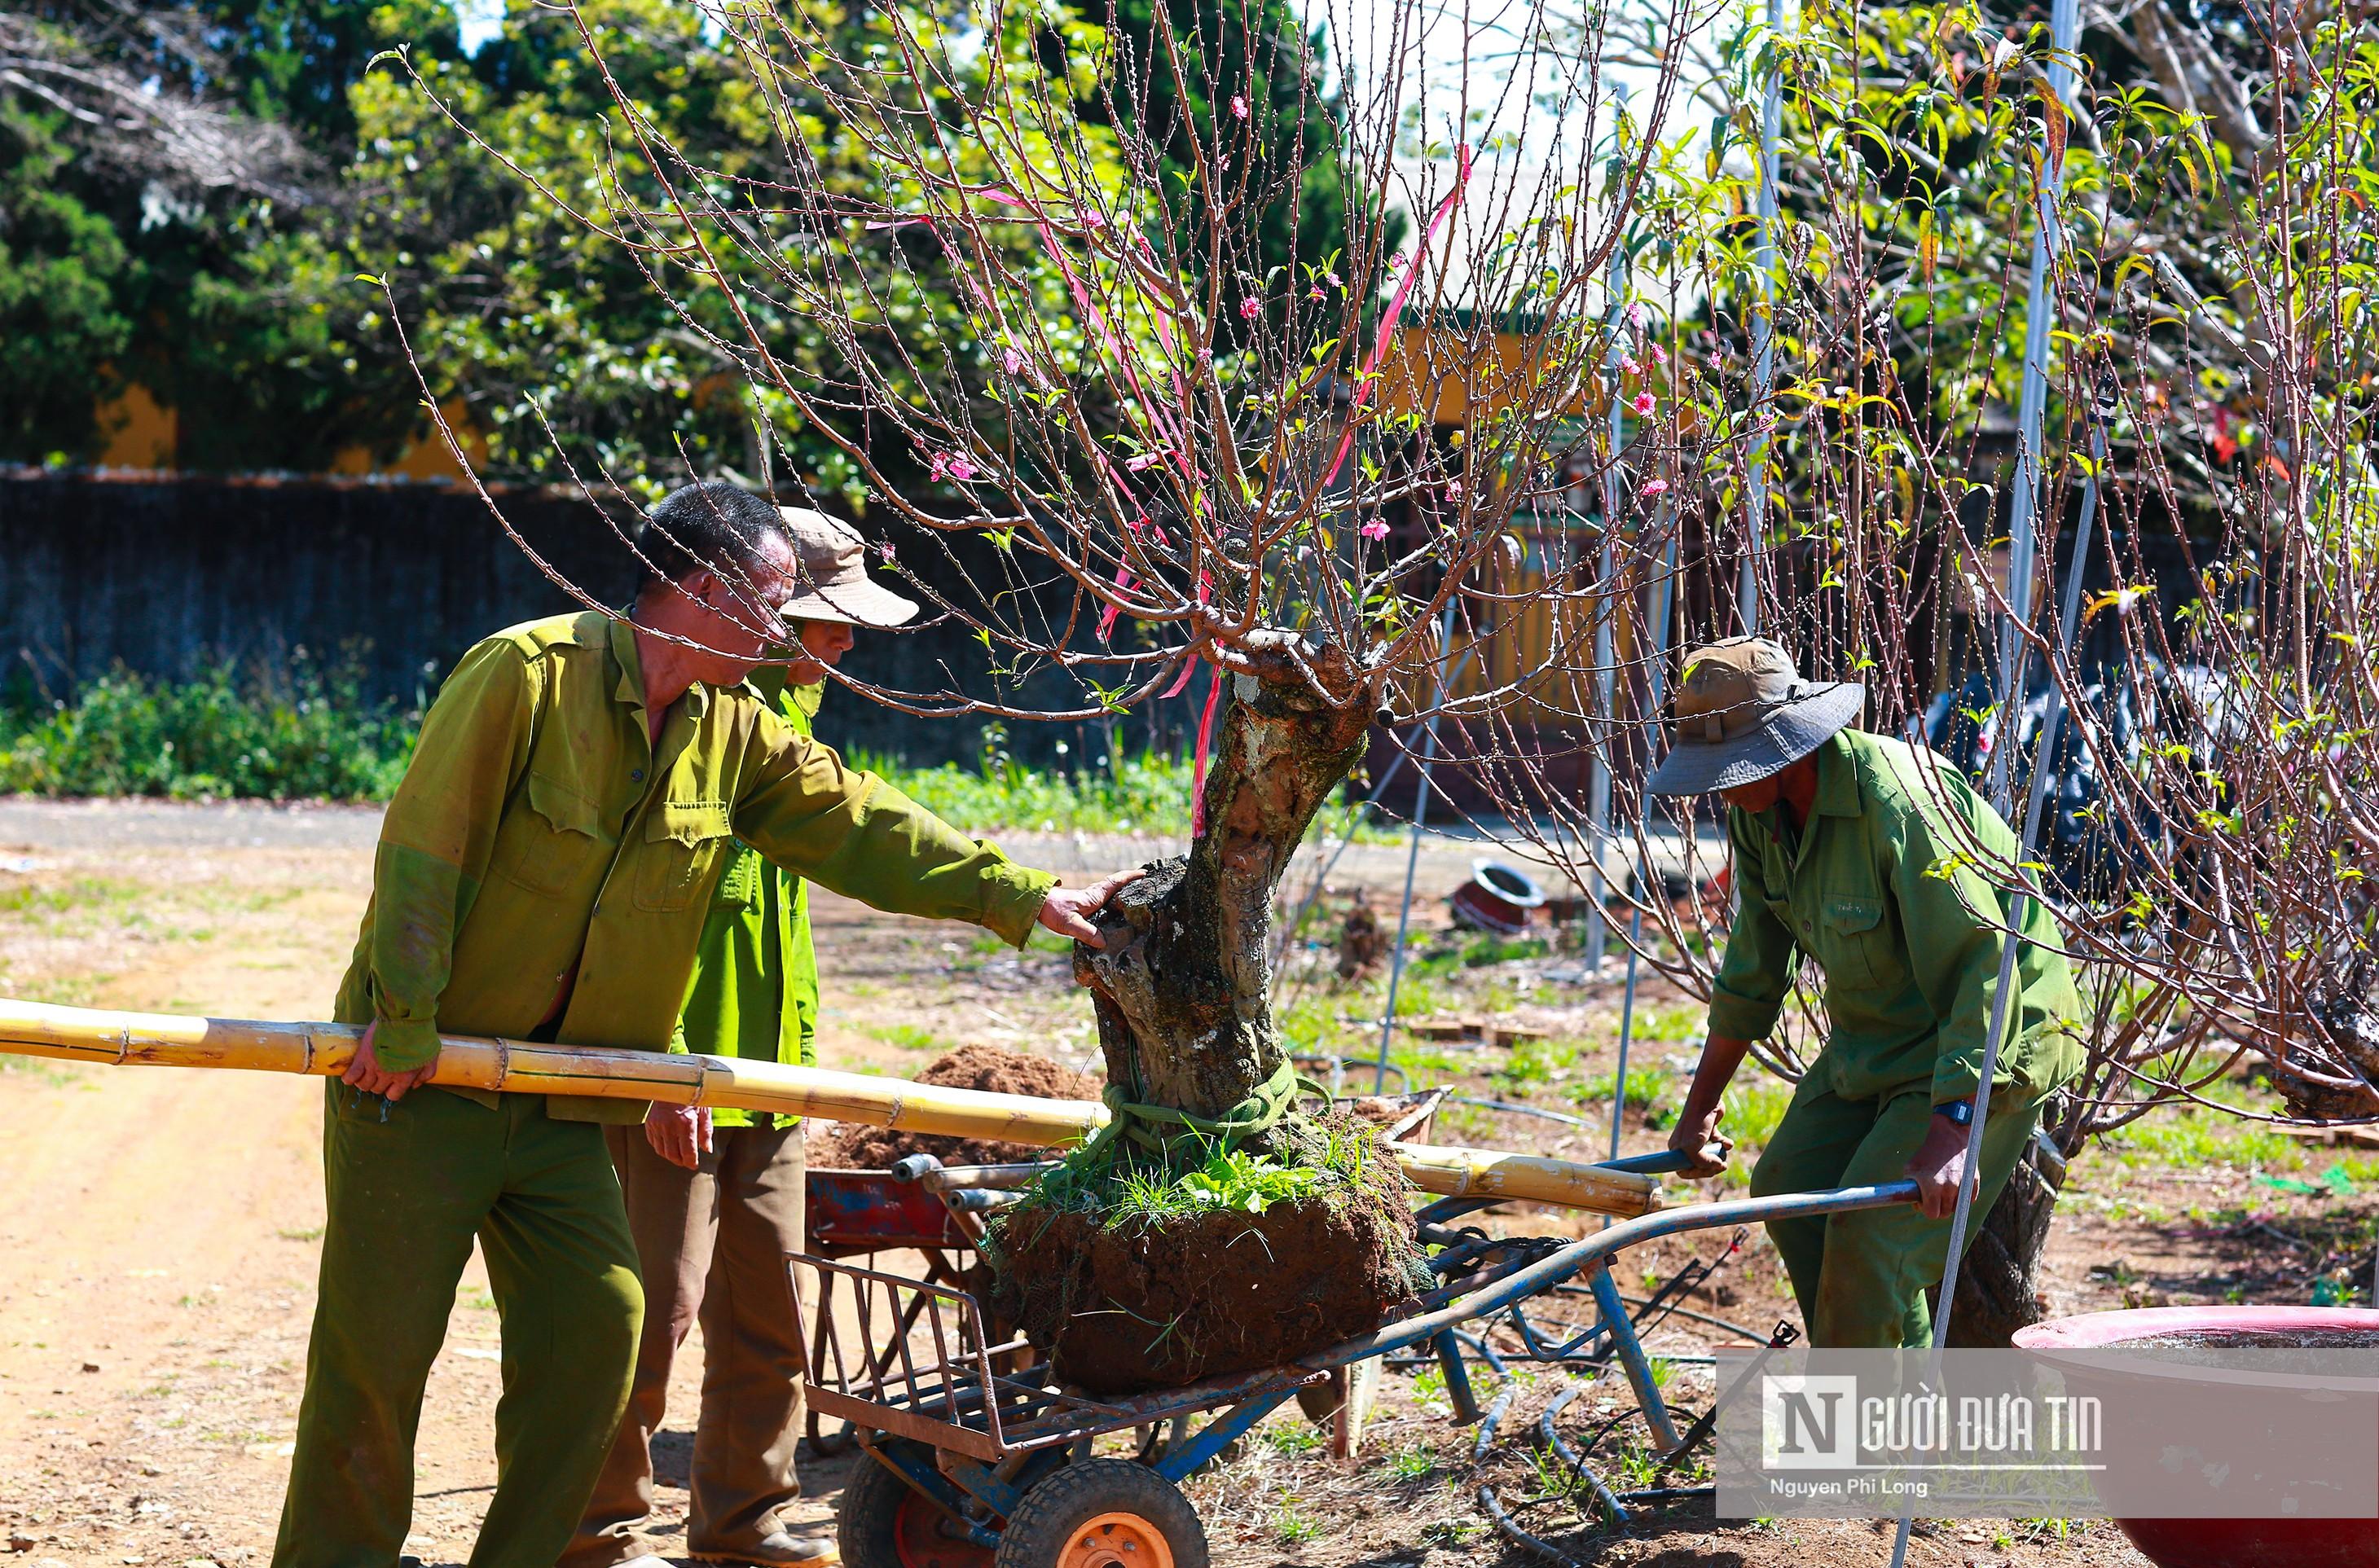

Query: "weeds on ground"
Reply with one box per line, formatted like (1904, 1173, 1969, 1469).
(1409, 933, 1552, 976)
(1, 657, 420, 800)
(865, 727, 1391, 840)
(2104, 1106, 2304, 1172)
(1273, 1496, 1322, 1545)
(1573, 1066, 1673, 1121)
(1717, 1079, 1797, 1186)
(863, 1023, 949, 1053)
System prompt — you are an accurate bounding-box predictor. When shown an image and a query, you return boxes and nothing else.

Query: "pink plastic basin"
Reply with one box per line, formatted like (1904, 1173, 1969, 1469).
(2013, 1307, 2379, 1568)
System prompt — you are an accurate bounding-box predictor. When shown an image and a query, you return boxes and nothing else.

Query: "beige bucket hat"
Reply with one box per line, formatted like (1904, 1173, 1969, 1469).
(1644, 637, 1865, 795)
(776, 507, 918, 629)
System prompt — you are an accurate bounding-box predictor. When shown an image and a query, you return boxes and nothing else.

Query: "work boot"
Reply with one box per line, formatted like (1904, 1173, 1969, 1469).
(692, 1530, 839, 1567)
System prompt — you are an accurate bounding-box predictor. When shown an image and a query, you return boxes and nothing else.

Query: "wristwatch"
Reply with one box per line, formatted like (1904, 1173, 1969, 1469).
(1933, 1099, 1976, 1129)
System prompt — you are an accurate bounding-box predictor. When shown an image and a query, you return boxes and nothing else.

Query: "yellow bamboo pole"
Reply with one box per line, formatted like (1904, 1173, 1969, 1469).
(0, 999, 1660, 1218)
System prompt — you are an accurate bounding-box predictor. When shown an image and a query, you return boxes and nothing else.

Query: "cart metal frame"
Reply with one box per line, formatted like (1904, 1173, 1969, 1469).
(796, 1148, 1921, 1553)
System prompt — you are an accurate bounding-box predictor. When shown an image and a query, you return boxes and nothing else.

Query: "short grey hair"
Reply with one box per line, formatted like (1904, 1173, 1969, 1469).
(639, 481, 788, 593)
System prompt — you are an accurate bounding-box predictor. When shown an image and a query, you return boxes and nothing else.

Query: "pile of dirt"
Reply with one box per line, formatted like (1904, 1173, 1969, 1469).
(991, 1120, 1430, 1395)
(807, 1043, 1102, 1170)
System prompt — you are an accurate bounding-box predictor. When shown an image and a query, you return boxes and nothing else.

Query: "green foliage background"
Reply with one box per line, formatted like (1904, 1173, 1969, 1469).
(1, 0, 1357, 499)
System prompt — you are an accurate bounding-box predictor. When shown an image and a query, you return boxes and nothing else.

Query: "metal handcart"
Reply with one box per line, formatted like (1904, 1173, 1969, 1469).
(797, 1139, 1921, 1567)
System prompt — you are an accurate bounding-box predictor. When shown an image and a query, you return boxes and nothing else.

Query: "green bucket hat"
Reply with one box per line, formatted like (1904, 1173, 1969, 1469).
(1643, 637, 1865, 795)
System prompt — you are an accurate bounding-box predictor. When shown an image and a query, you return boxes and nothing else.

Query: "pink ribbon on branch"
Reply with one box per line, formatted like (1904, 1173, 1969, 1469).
(1322, 146, 1474, 490)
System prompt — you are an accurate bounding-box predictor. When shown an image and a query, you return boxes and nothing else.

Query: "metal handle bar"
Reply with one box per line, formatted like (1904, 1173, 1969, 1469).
(1596, 1144, 1727, 1177)
(1300, 1179, 1921, 1373)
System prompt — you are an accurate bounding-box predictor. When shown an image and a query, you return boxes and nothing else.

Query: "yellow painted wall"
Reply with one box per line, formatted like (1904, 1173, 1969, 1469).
(87, 382, 486, 481)
(326, 399, 488, 481)
(95, 382, 178, 469)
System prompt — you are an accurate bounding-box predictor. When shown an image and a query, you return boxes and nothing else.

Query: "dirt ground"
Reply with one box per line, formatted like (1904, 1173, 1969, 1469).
(0, 800, 2366, 1567)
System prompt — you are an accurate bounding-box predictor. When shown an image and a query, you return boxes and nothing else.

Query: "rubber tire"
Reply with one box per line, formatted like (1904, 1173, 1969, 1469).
(992, 1458, 1209, 1568)
(839, 1443, 994, 1568)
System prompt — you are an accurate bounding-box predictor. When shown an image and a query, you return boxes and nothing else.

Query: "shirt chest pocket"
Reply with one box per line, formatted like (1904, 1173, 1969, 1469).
(634, 800, 737, 913)
(495, 770, 613, 898)
(1816, 894, 1890, 990)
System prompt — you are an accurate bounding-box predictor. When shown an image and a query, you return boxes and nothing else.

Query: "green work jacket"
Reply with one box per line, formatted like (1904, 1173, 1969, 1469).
(1707, 729, 2083, 1108)
(332, 611, 1055, 1124)
(674, 670, 823, 1129)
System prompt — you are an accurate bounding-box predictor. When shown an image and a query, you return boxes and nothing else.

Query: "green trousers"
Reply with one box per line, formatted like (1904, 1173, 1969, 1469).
(275, 1085, 644, 1568)
(1748, 1074, 2040, 1349)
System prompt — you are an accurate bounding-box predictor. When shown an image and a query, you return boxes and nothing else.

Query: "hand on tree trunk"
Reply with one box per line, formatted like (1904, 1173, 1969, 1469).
(1037, 869, 1146, 949)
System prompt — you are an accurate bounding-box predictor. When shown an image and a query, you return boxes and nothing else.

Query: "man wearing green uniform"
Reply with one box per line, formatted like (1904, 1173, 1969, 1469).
(276, 481, 1133, 1568)
(1655, 638, 2082, 1349)
(567, 510, 915, 1568)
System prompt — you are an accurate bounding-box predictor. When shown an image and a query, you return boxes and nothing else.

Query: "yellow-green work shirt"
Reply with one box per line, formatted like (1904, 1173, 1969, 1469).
(1707, 729, 2083, 1108)
(332, 611, 1056, 1123)
(675, 671, 825, 1129)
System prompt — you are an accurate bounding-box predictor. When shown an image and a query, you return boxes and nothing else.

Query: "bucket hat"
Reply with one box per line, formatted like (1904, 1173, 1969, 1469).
(776, 507, 918, 629)
(1643, 637, 1865, 796)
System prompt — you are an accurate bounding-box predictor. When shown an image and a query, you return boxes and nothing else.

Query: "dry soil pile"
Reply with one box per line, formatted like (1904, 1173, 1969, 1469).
(807, 1042, 1102, 1169)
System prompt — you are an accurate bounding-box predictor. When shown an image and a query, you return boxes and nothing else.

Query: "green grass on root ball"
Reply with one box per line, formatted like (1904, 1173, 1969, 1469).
(1009, 1113, 1407, 1235)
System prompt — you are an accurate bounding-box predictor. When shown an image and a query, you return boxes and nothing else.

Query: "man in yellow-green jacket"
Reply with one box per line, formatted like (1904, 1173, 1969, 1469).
(1653, 638, 2082, 1349)
(567, 509, 917, 1568)
(275, 481, 1134, 1568)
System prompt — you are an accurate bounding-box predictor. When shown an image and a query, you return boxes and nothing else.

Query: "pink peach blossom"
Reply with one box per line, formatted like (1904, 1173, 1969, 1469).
(1620, 354, 1642, 376)
(1358, 519, 1391, 542)
(1232, 94, 1250, 120)
(1630, 391, 1656, 417)
(1640, 478, 1669, 499)
(1238, 296, 1262, 319)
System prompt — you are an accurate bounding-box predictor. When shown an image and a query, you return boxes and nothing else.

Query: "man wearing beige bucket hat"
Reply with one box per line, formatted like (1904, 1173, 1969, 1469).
(1649, 638, 2082, 1348)
(567, 507, 921, 1568)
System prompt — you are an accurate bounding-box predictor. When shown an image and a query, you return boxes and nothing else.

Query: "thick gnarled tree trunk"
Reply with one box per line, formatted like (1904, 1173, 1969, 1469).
(1073, 633, 1375, 1131)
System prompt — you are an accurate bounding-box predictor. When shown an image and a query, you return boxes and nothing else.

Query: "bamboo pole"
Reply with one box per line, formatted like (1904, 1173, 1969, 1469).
(0, 999, 1660, 1218)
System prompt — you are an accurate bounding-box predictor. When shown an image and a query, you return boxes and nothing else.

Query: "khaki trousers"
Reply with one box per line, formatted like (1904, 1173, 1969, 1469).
(565, 1120, 809, 1566)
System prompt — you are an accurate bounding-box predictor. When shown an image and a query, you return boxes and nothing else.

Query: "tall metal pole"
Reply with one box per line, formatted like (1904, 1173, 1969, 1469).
(1739, 0, 1783, 635)
(1992, 0, 2082, 809)
(1886, 410, 2103, 1568)
(1583, 118, 1629, 982)
(1888, 12, 2080, 1561)
(1611, 520, 1681, 1164)
(1373, 599, 1464, 1091)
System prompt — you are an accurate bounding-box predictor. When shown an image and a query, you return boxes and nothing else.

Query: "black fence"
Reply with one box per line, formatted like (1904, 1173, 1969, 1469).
(0, 472, 1205, 770)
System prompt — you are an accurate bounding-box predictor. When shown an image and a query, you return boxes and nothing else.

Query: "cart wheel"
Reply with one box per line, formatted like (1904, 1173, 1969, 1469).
(841, 1443, 994, 1568)
(993, 1459, 1207, 1568)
